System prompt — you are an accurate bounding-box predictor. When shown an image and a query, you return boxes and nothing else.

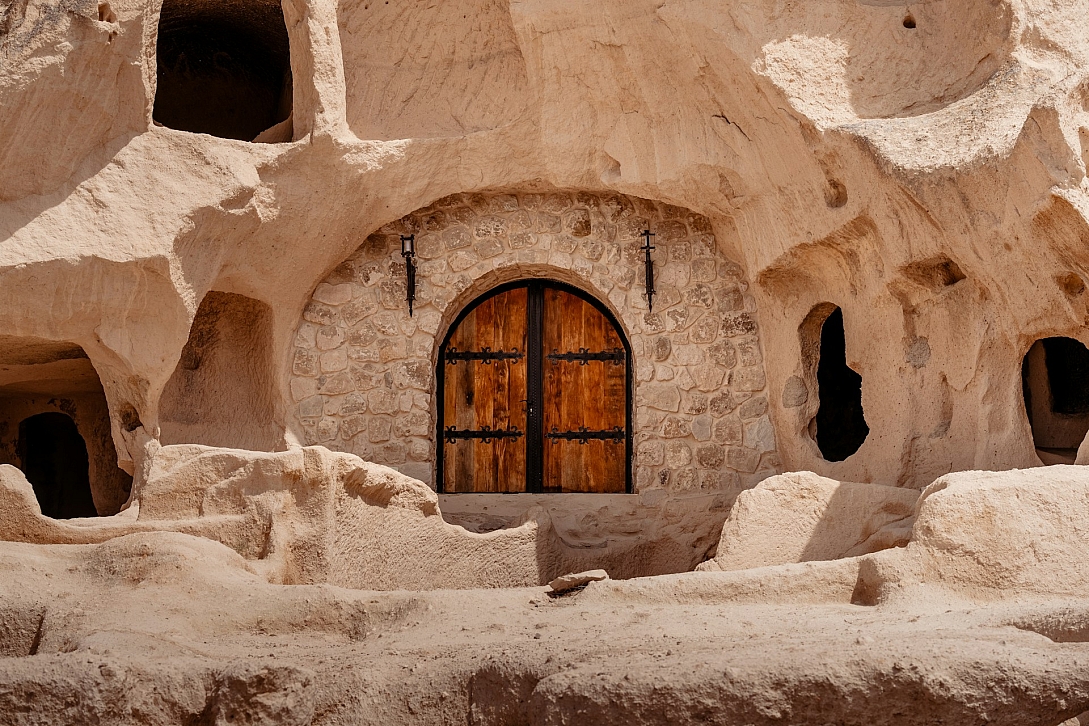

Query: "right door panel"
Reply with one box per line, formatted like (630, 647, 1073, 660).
(541, 287, 627, 493)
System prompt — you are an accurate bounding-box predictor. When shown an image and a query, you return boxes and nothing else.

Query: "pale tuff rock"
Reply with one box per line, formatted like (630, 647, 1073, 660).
(548, 569, 609, 593)
(6, 0, 1089, 722)
(698, 471, 919, 572)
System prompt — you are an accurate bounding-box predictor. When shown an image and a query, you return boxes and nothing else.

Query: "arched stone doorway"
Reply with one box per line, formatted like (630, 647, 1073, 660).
(288, 190, 779, 497)
(438, 280, 632, 493)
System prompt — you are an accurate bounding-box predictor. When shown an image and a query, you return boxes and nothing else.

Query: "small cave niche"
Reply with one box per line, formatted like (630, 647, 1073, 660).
(1022, 337, 1089, 464)
(0, 336, 133, 517)
(801, 305, 870, 462)
(1057, 272, 1087, 298)
(18, 413, 96, 519)
(160, 291, 282, 451)
(153, 0, 293, 142)
(901, 255, 966, 293)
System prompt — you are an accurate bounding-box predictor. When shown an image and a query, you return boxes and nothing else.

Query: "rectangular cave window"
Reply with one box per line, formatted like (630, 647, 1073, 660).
(153, 0, 293, 142)
(1022, 336, 1089, 463)
(1042, 337, 1089, 415)
(0, 337, 133, 516)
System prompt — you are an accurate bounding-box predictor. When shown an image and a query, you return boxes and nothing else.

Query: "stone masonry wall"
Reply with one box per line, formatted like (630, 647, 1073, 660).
(288, 191, 780, 493)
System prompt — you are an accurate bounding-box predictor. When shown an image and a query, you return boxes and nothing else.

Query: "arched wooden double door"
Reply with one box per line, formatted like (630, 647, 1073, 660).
(438, 281, 632, 493)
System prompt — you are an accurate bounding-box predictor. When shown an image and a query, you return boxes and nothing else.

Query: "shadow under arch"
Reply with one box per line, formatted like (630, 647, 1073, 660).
(0, 335, 133, 516)
(17, 412, 97, 519)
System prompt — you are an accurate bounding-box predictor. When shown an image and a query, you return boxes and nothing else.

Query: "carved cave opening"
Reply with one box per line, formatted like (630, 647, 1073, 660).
(18, 412, 96, 519)
(160, 291, 282, 451)
(1022, 337, 1089, 464)
(0, 336, 132, 516)
(153, 0, 293, 142)
(811, 307, 869, 462)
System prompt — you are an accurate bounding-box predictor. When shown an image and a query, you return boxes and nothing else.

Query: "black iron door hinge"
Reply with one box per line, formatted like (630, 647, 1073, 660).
(444, 347, 524, 365)
(546, 426, 626, 444)
(547, 347, 625, 366)
(443, 426, 524, 444)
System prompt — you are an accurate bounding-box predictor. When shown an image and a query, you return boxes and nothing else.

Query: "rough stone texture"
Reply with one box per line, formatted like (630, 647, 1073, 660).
(3, 0, 1088, 503)
(548, 569, 609, 593)
(858, 466, 1089, 605)
(698, 471, 919, 572)
(8, 0, 1089, 721)
(289, 192, 777, 492)
(2, 467, 1089, 724)
(0, 442, 721, 587)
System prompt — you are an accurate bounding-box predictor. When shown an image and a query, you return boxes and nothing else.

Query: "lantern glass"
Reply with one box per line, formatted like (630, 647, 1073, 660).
(402, 235, 415, 256)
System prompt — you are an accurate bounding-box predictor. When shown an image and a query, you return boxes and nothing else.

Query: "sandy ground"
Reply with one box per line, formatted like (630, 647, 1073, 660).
(2, 530, 1089, 725)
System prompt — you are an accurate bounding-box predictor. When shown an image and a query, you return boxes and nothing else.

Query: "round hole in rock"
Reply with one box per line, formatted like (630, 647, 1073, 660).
(17, 412, 97, 519)
(1022, 337, 1089, 464)
(153, 0, 293, 142)
(811, 308, 869, 462)
(903, 15, 916, 29)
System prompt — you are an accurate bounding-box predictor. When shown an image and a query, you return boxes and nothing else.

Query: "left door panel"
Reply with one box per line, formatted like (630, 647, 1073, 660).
(442, 288, 528, 492)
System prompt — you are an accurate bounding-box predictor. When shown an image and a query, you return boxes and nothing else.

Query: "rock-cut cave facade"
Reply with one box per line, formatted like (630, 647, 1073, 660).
(3, 0, 1089, 580)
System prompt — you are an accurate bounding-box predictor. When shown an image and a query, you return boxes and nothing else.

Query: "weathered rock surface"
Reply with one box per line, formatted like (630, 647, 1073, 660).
(698, 471, 918, 572)
(548, 569, 609, 593)
(0, 467, 1087, 724)
(8, 0, 1089, 722)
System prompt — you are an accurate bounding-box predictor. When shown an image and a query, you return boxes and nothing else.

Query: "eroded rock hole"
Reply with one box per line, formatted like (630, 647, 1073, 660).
(1057, 272, 1086, 297)
(17, 413, 96, 519)
(0, 336, 132, 516)
(903, 14, 916, 29)
(1022, 337, 1089, 464)
(153, 0, 293, 141)
(813, 308, 869, 462)
(902, 255, 966, 293)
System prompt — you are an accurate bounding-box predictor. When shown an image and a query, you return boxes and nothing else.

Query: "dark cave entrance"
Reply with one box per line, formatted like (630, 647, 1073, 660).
(153, 0, 293, 142)
(813, 307, 869, 462)
(1022, 337, 1089, 464)
(18, 412, 97, 519)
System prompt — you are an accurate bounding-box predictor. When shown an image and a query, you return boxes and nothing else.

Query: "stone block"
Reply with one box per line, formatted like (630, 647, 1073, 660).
(665, 441, 692, 468)
(313, 283, 352, 306)
(696, 444, 725, 469)
(368, 417, 392, 443)
(661, 416, 692, 438)
(713, 417, 743, 445)
(726, 446, 761, 473)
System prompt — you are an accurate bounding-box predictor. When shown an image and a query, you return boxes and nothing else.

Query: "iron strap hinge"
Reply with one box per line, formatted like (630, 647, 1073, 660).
(444, 347, 524, 365)
(546, 426, 625, 444)
(444, 426, 524, 444)
(546, 347, 625, 366)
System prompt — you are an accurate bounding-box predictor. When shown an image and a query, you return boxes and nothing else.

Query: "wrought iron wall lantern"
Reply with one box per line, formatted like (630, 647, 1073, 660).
(401, 234, 416, 316)
(640, 229, 657, 311)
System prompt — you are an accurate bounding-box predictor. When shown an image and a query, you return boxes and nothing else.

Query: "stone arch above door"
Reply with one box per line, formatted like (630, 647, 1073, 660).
(288, 190, 779, 492)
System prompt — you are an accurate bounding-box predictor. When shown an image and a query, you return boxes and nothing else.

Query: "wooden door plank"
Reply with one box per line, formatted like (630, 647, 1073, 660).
(477, 296, 501, 492)
(496, 287, 527, 492)
(540, 287, 628, 493)
(448, 309, 476, 492)
(442, 287, 529, 493)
